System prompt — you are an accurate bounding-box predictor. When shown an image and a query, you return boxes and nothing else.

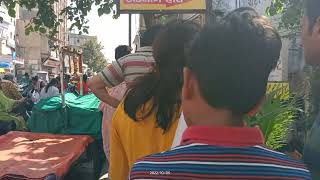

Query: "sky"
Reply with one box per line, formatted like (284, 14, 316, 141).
(86, 6, 140, 62)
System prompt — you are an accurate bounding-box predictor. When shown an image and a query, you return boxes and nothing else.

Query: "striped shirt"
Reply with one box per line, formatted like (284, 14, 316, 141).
(130, 126, 311, 180)
(98, 46, 154, 88)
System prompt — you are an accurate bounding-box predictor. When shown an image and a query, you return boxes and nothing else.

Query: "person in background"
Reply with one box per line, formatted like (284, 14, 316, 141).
(31, 76, 41, 92)
(77, 74, 90, 95)
(130, 8, 311, 180)
(63, 74, 71, 91)
(88, 25, 164, 108)
(109, 21, 200, 180)
(1, 75, 23, 100)
(20, 73, 30, 85)
(115, 45, 132, 60)
(302, 0, 320, 178)
(99, 45, 132, 161)
(40, 81, 46, 91)
(40, 78, 59, 100)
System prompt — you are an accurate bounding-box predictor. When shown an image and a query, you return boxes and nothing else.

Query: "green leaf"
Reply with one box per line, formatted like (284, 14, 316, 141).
(98, 7, 104, 16)
(39, 27, 47, 34)
(8, 8, 15, 17)
(245, 87, 301, 150)
(2, 0, 114, 37)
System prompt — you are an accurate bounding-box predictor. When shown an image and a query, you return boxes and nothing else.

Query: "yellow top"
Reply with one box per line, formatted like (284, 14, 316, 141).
(109, 100, 179, 180)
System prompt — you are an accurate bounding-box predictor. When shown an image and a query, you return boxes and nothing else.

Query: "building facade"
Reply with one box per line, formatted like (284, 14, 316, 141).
(66, 33, 97, 74)
(15, 0, 68, 79)
(0, 5, 18, 74)
(69, 33, 97, 48)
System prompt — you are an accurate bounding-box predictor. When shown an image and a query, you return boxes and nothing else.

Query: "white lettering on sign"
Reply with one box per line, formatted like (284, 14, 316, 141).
(247, 0, 262, 7)
(212, 0, 236, 12)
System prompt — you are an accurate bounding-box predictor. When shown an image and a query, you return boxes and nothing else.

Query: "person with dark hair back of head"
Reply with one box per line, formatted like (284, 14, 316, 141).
(130, 8, 311, 180)
(109, 21, 200, 180)
(88, 25, 163, 108)
(31, 75, 40, 92)
(302, 0, 320, 178)
(115, 45, 132, 60)
(21, 73, 30, 85)
(40, 78, 59, 100)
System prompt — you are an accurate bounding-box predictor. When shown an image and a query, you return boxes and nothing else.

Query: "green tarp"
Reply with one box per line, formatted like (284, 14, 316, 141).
(28, 93, 102, 139)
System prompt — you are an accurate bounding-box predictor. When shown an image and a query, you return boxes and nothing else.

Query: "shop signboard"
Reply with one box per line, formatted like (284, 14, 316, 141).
(118, 0, 207, 13)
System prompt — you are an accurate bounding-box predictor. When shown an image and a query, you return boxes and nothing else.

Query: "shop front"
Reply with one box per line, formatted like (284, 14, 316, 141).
(42, 57, 60, 79)
(0, 55, 13, 75)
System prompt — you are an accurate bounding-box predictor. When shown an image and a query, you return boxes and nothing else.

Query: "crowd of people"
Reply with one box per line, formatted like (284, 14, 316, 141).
(0, 69, 93, 133)
(0, 0, 319, 179)
(86, 1, 320, 179)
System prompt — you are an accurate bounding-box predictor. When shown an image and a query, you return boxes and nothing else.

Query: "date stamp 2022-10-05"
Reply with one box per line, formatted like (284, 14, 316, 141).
(149, 171, 171, 176)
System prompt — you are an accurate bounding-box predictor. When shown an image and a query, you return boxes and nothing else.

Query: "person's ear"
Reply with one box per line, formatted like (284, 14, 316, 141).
(247, 96, 266, 117)
(182, 67, 195, 101)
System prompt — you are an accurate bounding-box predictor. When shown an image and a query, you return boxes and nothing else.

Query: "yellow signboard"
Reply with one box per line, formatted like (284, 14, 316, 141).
(119, 0, 207, 13)
(267, 82, 290, 100)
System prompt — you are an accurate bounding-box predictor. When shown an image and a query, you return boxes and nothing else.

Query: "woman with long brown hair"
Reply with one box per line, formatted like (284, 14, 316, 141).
(109, 21, 200, 180)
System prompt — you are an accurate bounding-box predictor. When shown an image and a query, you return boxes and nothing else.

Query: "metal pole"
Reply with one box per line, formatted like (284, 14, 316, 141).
(59, 49, 66, 107)
(129, 13, 132, 47)
(79, 53, 83, 96)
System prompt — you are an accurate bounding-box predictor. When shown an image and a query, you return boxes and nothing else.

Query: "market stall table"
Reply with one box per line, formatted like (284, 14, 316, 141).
(27, 93, 105, 179)
(0, 131, 93, 179)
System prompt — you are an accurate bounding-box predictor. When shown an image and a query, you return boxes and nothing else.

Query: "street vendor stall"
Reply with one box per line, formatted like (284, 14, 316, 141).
(28, 93, 102, 139)
(0, 131, 93, 179)
(27, 93, 104, 179)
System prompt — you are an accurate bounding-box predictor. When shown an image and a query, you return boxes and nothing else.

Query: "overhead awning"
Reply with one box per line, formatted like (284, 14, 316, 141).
(0, 55, 13, 69)
(0, 62, 11, 68)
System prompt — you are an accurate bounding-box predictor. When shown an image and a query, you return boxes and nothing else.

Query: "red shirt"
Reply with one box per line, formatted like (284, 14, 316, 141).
(181, 126, 264, 146)
(130, 126, 311, 180)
